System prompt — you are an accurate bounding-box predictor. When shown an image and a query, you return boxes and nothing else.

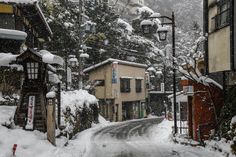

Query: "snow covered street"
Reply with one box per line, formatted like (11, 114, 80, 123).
(0, 106, 227, 157)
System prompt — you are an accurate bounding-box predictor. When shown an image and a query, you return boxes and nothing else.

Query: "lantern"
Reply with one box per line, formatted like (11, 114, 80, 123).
(157, 29, 168, 41)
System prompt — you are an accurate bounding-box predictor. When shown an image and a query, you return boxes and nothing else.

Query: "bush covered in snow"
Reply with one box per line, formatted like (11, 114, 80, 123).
(61, 90, 99, 139)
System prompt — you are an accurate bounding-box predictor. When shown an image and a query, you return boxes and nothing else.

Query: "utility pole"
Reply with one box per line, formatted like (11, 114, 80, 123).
(172, 12, 177, 134)
(78, 0, 83, 89)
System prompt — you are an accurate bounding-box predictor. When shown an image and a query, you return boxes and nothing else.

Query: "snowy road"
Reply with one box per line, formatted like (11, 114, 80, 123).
(83, 118, 223, 157)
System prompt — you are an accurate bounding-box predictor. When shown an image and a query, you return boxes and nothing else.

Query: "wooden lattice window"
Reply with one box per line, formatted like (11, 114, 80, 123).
(26, 62, 39, 80)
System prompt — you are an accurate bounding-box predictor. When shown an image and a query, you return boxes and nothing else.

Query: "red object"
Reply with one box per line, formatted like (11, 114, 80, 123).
(13, 144, 17, 156)
(180, 79, 224, 141)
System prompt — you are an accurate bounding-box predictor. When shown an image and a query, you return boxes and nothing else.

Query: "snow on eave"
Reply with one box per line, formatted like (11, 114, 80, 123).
(0, 53, 18, 66)
(0, 0, 38, 4)
(84, 58, 147, 73)
(0, 28, 27, 40)
(39, 50, 64, 66)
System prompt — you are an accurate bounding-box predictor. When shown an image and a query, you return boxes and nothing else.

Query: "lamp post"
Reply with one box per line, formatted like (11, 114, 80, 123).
(141, 12, 177, 134)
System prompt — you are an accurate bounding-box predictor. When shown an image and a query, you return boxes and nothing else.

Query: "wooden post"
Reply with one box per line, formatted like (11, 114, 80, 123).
(47, 98, 56, 146)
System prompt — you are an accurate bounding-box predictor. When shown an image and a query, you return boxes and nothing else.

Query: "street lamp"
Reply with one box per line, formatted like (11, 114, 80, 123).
(157, 28, 168, 41)
(142, 12, 177, 135)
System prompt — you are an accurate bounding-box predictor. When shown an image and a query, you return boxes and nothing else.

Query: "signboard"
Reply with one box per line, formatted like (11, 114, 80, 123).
(112, 62, 118, 84)
(25, 96, 36, 130)
(161, 83, 165, 92)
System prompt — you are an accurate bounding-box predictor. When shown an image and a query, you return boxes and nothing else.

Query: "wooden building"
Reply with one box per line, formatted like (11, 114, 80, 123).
(0, 0, 52, 53)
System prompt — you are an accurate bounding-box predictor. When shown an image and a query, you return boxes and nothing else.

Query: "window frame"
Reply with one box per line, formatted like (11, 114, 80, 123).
(212, 0, 230, 30)
(26, 62, 39, 80)
(135, 79, 142, 93)
(120, 78, 131, 93)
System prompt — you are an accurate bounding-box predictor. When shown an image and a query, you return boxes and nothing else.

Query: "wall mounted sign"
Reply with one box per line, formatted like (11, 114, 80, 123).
(112, 62, 118, 84)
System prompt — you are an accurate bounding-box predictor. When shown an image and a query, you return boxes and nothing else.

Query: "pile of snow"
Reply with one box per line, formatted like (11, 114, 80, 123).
(61, 90, 98, 114)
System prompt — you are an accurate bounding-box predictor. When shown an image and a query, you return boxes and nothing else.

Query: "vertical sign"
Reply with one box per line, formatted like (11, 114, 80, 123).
(161, 83, 165, 92)
(25, 96, 35, 130)
(112, 62, 118, 84)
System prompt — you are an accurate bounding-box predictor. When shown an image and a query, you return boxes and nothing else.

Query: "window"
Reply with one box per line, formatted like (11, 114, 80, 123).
(212, 0, 230, 30)
(120, 78, 131, 93)
(26, 62, 39, 80)
(135, 79, 142, 93)
(0, 14, 15, 29)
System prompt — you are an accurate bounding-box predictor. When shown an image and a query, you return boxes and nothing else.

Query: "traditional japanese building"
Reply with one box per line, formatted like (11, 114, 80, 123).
(0, 0, 52, 53)
(84, 58, 147, 121)
(0, 0, 52, 96)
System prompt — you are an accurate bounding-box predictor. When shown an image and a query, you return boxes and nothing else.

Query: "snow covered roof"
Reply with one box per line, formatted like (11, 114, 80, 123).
(0, 28, 27, 40)
(39, 50, 64, 66)
(84, 58, 147, 73)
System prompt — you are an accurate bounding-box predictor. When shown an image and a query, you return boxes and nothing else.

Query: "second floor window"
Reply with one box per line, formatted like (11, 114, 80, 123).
(136, 79, 142, 93)
(120, 78, 131, 93)
(212, 0, 230, 30)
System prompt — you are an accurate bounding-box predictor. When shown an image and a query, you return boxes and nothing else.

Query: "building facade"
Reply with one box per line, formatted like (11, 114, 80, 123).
(84, 58, 147, 121)
(204, 0, 235, 73)
(204, 0, 236, 120)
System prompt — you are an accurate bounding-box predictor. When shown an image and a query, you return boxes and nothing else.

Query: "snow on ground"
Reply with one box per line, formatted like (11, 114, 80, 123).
(0, 105, 107, 157)
(0, 105, 231, 157)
